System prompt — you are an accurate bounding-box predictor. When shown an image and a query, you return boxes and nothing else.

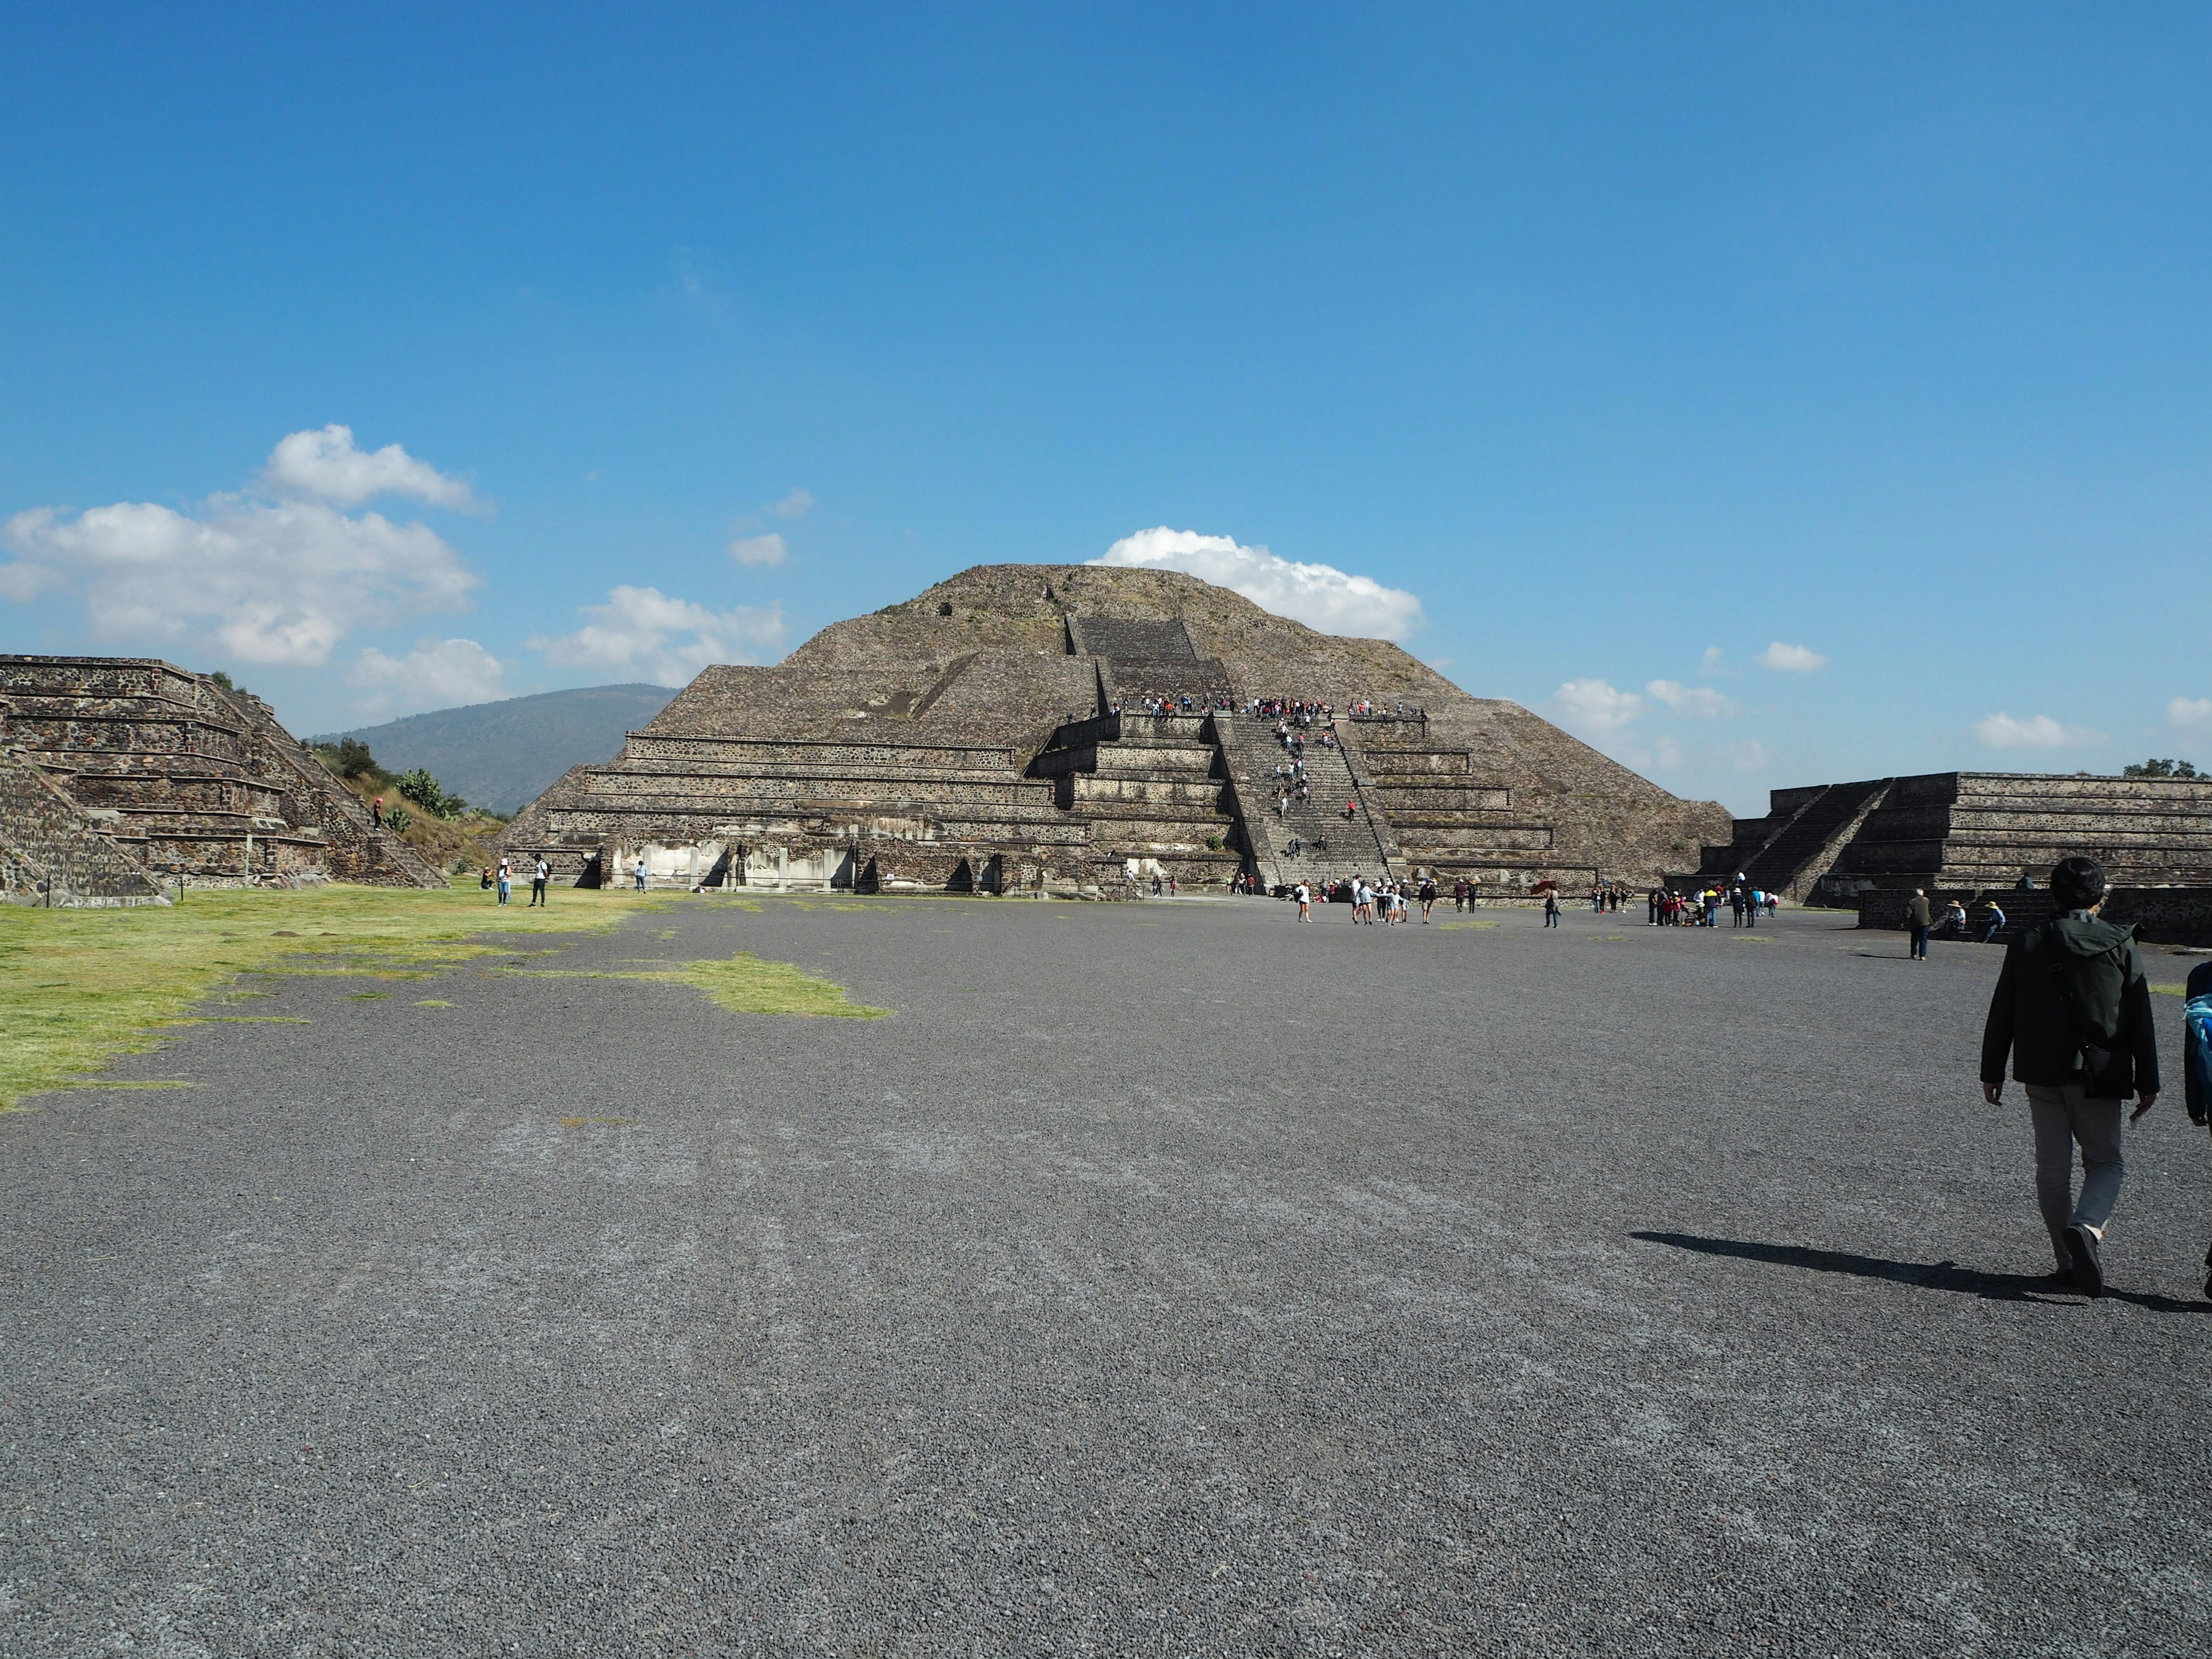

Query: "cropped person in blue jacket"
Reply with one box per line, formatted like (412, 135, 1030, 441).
(2184, 959, 2212, 1299)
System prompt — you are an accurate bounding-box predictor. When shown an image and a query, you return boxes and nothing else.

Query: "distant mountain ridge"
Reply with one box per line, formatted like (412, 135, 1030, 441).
(313, 684, 675, 815)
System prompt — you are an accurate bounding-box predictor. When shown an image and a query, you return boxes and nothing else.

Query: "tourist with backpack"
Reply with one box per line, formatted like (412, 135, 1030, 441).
(1979, 857, 2161, 1296)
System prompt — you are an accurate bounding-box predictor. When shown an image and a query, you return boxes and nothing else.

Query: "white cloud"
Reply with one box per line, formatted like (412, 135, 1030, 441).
(1090, 527, 1423, 641)
(1647, 679, 1733, 718)
(262, 425, 478, 510)
(1725, 740, 1775, 771)
(1700, 646, 1725, 674)
(2168, 696, 2212, 731)
(1547, 677, 1646, 732)
(2, 493, 479, 667)
(770, 488, 813, 518)
(350, 637, 506, 716)
(1755, 641, 1828, 673)
(728, 532, 788, 567)
(1974, 711, 2103, 750)
(529, 585, 785, 686)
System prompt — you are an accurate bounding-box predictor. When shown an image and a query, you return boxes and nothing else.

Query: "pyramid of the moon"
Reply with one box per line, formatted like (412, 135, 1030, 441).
(498, 563, 1731, 896)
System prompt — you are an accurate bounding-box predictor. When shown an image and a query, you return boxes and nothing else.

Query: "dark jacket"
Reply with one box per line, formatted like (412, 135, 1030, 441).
(1980, 913, 2161, 1097)
(1906, 894, 1933, 927)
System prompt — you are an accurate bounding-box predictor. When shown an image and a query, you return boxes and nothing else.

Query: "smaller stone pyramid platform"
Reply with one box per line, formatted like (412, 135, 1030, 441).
(1, 656, 442, 898)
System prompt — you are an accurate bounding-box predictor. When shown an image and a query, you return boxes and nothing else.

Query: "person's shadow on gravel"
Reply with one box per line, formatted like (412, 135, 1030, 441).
(1632, 1230, 2211, 1314)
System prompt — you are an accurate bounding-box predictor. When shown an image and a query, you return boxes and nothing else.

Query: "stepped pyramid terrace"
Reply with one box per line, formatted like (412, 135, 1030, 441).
(1, 656, 442, 902)
(1685, 771, 2212, 944)
(498, 563, 1733, 896)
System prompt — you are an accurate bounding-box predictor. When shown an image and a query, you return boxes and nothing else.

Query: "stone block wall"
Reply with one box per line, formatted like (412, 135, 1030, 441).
(0, 656, 440, 888)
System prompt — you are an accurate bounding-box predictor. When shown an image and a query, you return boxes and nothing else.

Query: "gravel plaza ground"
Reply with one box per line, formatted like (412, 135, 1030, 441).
(5, 891, 2211, 1657)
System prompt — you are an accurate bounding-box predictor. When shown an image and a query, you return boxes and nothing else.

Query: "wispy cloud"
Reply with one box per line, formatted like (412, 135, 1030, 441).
(769, 488, 813, 518)
(1547, 677, 1646, 732)
(1755, 642, 1828, 673)
(1974, 711, 2103, 749)
(2168, 696, 2212, 731)
(728, 533, 787, 567)
(350, 637, 506, 717)
(1647, 679, 1733, 718)
(262, 425, 480, 511)
(1092, 527, 1423, 641)
(530, 585, 785, 686)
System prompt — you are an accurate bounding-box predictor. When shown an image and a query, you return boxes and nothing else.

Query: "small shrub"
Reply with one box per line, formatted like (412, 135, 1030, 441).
(384, 804, 414, 834)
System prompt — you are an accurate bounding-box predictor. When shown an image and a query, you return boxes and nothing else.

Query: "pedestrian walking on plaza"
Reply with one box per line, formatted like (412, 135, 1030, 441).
(530, 856, 550, 907)
(634, 855, 648, 892)
(1980, 900, 2008, 944)
(1905, 889, 1932, 959)
(1419, 876, 1437, 922)
(1731, 885, 1747, 927)
(1980, 857, 2161, 1296)
(1543, 889, 1560, 928)
(2183, 960, 2212, 1298)
(1295, 881, 1310, 921)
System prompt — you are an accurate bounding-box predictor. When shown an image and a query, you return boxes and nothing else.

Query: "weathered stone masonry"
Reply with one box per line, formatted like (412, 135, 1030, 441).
(500, 564, 1732, 896)
(1, 656, 442, 899)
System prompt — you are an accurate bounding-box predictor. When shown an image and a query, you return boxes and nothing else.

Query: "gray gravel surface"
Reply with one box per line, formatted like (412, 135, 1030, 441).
(5, 894, 2211, 1657)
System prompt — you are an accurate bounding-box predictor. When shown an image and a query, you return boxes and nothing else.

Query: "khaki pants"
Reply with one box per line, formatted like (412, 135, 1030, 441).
(2025, 1083, 2124, 1269)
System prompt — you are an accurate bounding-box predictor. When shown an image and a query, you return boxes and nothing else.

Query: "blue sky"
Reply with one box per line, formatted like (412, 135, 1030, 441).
(2, 5, 2208, 813)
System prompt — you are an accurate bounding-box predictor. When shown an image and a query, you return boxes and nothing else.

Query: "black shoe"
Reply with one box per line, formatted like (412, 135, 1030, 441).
(2067, 1224, 2104, 1297)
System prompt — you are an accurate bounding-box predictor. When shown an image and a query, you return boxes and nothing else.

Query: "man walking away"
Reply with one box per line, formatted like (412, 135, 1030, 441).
(1980, 856, 2160, 1296)
(634, 855, 648, 893)
(530, 856, 550, 908)
(1543, 889, 1560, 929)
(1905, 889, 1931, 959)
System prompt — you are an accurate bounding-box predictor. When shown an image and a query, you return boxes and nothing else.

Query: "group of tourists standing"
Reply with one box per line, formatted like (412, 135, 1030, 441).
(1639, 878, 1775, 927)
(1287, 873, 1442, 925)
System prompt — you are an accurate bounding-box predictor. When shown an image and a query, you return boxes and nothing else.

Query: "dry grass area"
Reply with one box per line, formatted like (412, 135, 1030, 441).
(0, 881, 665, 1110)
(507, 952, 888, 1018)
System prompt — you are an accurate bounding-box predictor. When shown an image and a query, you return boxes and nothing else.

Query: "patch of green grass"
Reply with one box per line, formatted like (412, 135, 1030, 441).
(0, 880, 667, 1111)
(415, 999, 453, 1007)
(1441, 919, 1501, 930)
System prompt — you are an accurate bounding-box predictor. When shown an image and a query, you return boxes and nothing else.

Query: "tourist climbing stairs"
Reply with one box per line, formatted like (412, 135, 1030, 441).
(1212, 714, 1395, 891)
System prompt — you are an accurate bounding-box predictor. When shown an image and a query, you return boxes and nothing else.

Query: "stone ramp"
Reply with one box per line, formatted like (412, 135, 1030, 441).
(1695, 778, 1894, 901)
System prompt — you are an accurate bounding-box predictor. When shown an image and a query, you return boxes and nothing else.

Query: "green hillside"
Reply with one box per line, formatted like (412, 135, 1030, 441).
(313, 684, 674, 814)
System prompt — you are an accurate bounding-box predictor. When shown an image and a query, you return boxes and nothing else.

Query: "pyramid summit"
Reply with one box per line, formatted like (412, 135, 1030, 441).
(499, 562, 1731, 896)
